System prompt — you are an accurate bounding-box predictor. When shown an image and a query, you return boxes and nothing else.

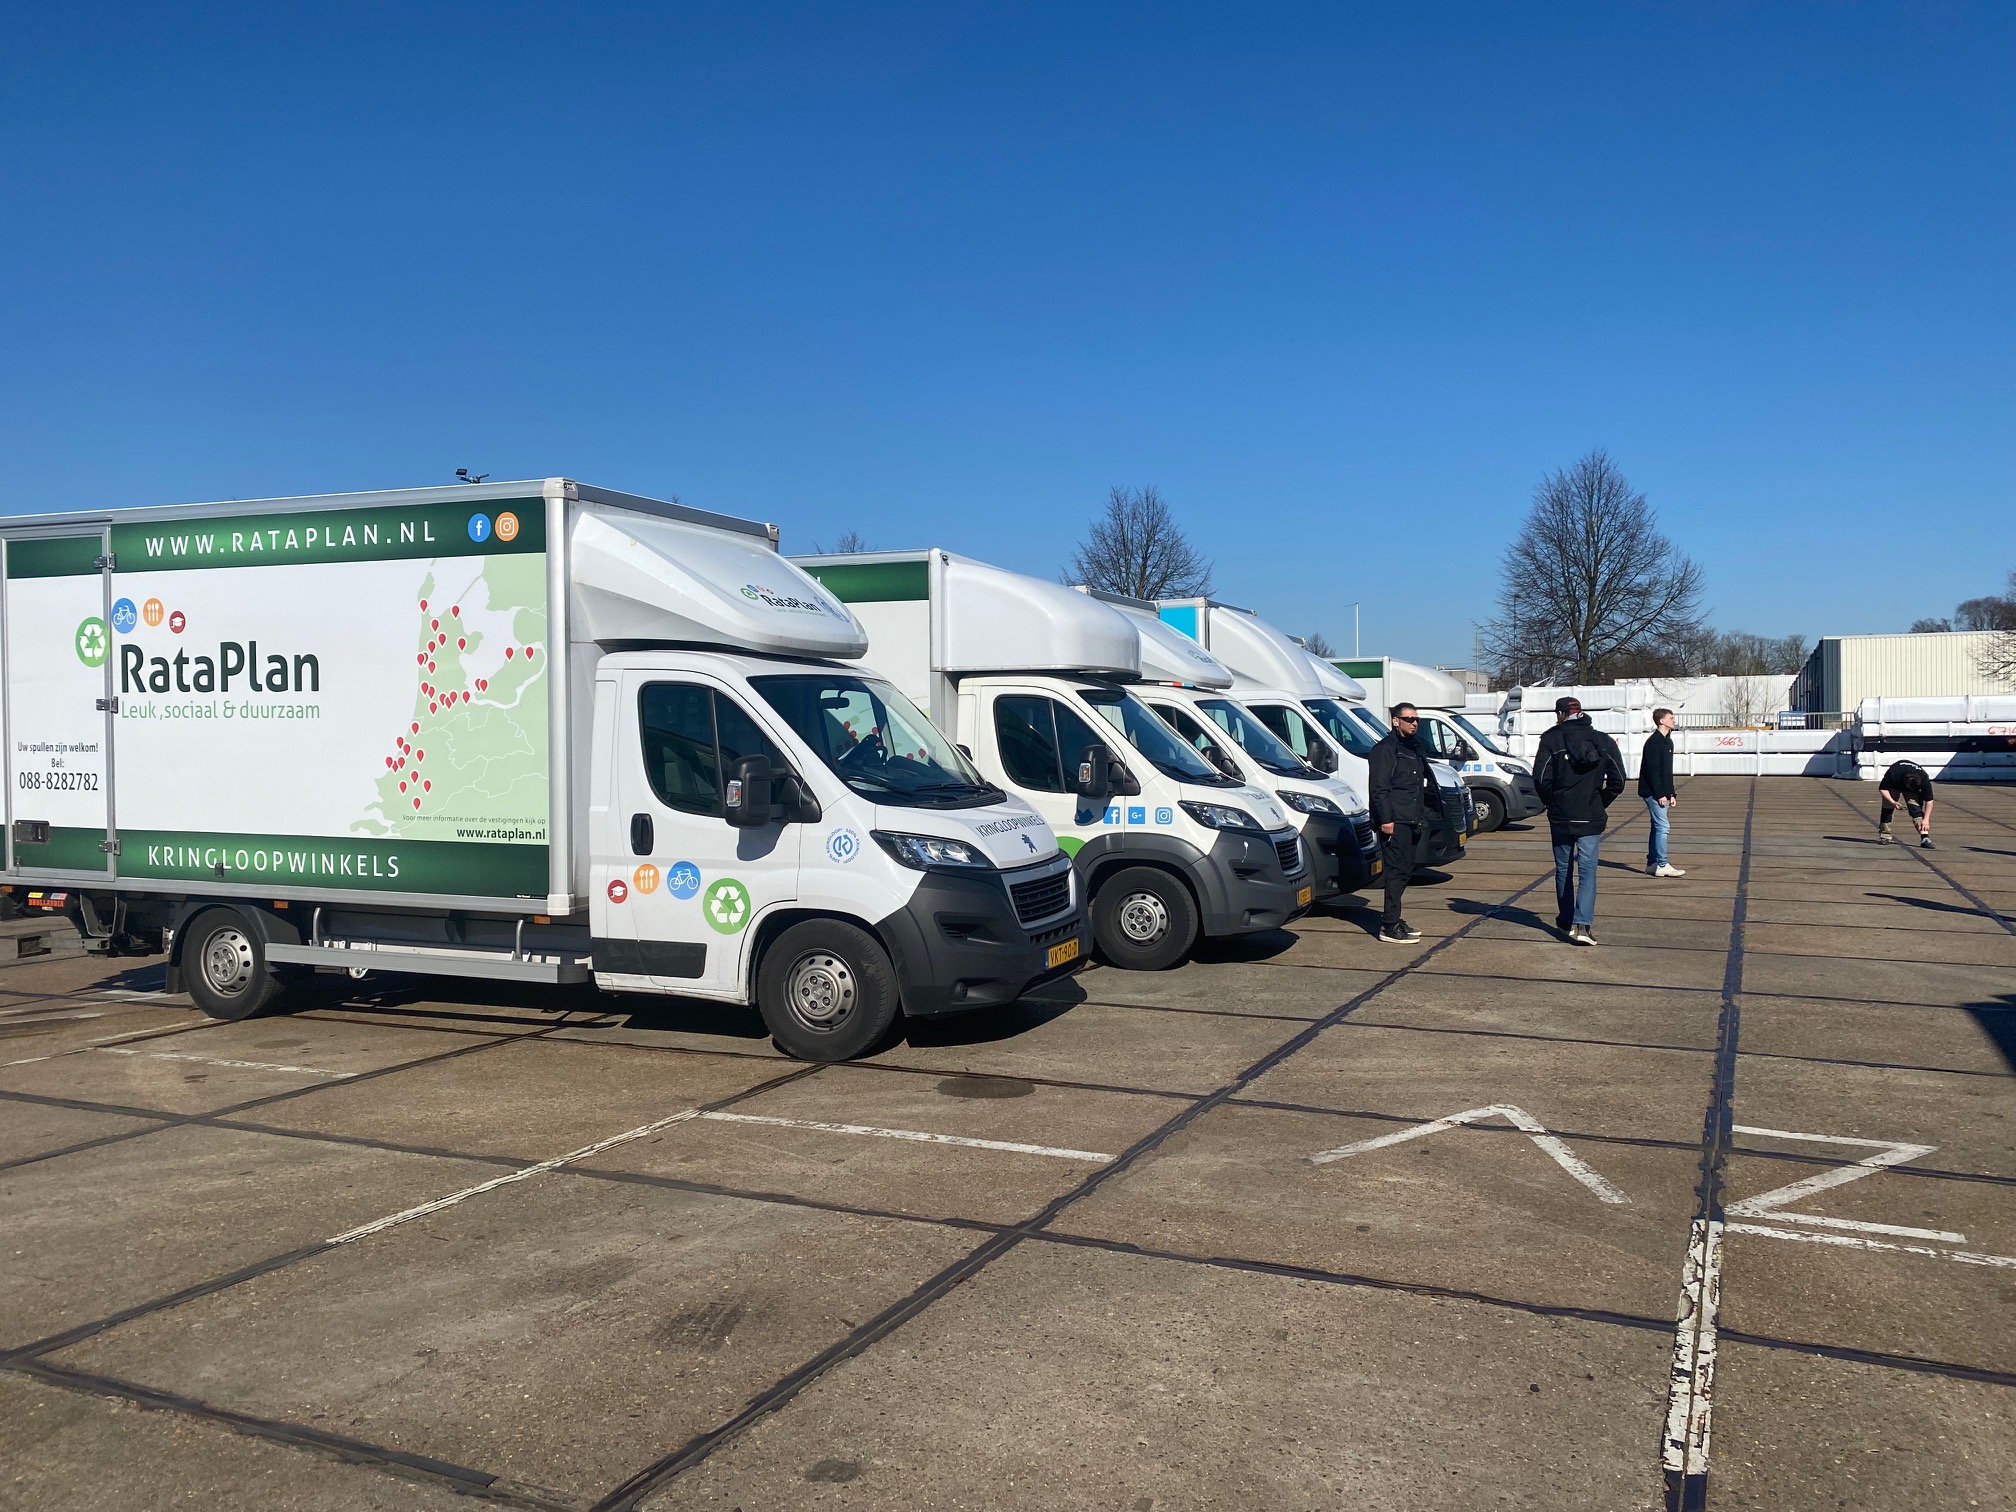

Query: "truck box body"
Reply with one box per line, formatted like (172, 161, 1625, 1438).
(2, 480, 858, 914)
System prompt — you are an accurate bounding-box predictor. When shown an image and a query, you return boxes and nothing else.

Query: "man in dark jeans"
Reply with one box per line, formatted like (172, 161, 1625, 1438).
(1534, 696, 1626, 946)
(1877, 759, 1936, 848)
(1367, 702, 1444, 945)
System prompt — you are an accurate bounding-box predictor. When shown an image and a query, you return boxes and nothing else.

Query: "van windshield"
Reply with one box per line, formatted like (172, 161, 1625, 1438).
(1452, 713, 1508, 756)
(1079, 687, 1229, 784)
(1301, 698, 1379, 758)
(1194, 698, 1315, 778)
(750, 674, 1003, 808)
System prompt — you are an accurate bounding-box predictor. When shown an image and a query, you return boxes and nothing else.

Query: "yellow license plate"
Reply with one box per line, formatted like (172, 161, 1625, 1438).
(1046, 937, 1081, 969)
(1297, 885, 1312, 907)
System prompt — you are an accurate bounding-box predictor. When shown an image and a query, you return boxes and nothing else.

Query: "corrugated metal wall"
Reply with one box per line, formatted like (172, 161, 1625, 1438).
(1834, 632, 2007, 709)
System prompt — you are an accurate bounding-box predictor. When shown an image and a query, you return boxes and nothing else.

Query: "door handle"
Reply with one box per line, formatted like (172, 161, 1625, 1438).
(629, 813, 654, 856)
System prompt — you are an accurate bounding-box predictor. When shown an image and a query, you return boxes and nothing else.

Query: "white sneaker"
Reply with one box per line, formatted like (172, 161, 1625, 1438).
(1654, 864, 1686, 877)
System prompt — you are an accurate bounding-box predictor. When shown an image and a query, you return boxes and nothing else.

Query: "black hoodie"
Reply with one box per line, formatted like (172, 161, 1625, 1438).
(1535, 714, 1627, 837)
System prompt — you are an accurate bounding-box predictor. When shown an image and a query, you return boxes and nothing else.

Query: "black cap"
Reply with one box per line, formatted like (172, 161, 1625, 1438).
(1555, 696, 1582, 714)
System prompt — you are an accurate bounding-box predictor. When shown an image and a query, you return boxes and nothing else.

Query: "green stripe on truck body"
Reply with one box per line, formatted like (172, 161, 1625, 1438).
(104, 499, 546, 574)
(5, 536, 105, 580)
(799, 560, 929, 603)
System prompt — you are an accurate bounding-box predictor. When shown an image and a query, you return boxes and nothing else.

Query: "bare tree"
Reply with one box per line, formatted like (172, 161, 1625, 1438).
(1970, 569, 2016, 685)
(811, 528, 871, 554)
(1718, 675, 1776, 729)
(1910, 617, 1953, 634)
(1068, 485, 1213, 600)
(1698, 630, 1808, 676)
(1481, 450, 1705, 684)
(1302, 631, 1336, 659)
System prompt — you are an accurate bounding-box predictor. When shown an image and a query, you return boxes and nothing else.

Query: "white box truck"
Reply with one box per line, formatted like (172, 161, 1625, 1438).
(0, 481, 1087, 1059)
(1076, 589, 1382, 904)
(793, 550, 1312, 970)
(1155, 599, 1471, 866)
(1335, 658, 1540, 832)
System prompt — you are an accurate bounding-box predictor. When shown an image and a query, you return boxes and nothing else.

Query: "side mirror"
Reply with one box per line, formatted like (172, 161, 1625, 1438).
(1207, 745, 1241, 779)
(725, 755, 781, 828)
(1455, 740, 1476, 763)
(955, 743, 974, 760)
(1108, 757, 1142, 797)
(1074, 744, 1112, 801)
(1310, 741, 1339, 774)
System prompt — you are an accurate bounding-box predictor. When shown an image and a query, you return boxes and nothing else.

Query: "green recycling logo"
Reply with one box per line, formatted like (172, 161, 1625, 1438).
(74, 616, 110, 669)
(703, 877, 752, 934)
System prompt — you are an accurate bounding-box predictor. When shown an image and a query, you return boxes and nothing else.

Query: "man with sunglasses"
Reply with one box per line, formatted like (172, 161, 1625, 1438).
(1367, 702, 1445, 944)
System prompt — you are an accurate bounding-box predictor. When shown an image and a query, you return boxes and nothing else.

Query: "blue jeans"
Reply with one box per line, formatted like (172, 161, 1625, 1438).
(1645, 797, 1671, 869)
(1553, 833, 1600, 928)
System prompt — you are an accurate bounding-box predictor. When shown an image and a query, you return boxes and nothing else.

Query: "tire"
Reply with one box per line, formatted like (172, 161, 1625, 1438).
(756, 919, 901, 1062)
(1091, 866, 1199, 971)
(182, 908, 285, 1021)
(1472, 788, 1506, 833)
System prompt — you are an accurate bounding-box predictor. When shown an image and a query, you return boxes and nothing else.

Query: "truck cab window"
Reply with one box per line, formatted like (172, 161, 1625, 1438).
(1152, 702, 1221, 757)
(1078, 687, 1223, 784)
(994, 695, 1067, 791)
(1297, 699, 1379, 758)
(639, 684, 786, 818)
(750, 673, 996, 807)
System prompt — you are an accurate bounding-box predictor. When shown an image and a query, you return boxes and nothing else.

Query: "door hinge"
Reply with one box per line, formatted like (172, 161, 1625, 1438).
(96, 697, 119, 713)
(94, 552, 116, 571)
(99, 837, 121, 856)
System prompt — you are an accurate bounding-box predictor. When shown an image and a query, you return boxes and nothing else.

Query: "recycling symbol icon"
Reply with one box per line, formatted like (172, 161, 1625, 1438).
(703, 877, 752, 935)
(75, 617, 110, 669)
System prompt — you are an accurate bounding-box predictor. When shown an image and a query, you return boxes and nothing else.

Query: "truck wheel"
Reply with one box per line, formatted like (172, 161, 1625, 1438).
(1091, 867, 1198, 971)
(1472, 789, 1506, 832)
(183, 909, 284, 1021)
(756, 919, 900, 1062)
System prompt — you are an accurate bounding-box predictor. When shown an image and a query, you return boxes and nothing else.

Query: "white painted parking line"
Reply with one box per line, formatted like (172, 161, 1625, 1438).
(698, 1110, 1116, 1163)
(93, 1047, 357, 1080)
(1727, 1221, 2016, 1269)
(326, 1109, 702, 1245)
(1307, 1103, 1630, 1204)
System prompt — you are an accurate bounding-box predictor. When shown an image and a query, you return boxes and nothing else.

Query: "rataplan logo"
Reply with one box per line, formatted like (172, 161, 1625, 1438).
(121, 641, 320, 695)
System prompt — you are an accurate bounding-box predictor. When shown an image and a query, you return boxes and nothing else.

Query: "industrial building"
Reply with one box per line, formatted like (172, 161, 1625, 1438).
(1792, 630, 2009, 713)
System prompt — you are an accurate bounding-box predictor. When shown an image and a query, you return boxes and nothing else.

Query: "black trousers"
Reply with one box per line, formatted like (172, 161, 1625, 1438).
(1380, 821, 1419, 924)
(1878, 797, 1923, 826)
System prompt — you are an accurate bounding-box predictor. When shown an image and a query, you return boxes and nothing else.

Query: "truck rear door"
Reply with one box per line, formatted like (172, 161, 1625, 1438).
(3, 532, 113, 876)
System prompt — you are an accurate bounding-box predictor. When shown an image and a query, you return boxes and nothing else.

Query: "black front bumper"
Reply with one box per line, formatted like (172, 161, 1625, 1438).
(1305, 812, 1382, 894)
(1190, 827, 1310, 936)
(876, 864, 1088, 1019)
(1506, 771, 1544, 819)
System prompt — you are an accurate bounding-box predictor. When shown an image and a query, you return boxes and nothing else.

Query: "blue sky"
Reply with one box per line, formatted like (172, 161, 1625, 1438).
(4, 2, 2010, 667)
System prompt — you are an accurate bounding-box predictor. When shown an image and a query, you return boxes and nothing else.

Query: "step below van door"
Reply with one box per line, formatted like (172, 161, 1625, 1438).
(598, 669, 802, 999)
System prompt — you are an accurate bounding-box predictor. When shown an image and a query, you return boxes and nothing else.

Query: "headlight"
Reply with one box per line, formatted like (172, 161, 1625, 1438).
(1278, 790, 1343, 817)
(1179, 800, 1265, 832)
(872, 831, 995, 870)
(1499, 760, 1529, 776)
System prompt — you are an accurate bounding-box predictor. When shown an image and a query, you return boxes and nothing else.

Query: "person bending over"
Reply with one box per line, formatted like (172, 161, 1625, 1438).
(1878, 759, 1935, 849)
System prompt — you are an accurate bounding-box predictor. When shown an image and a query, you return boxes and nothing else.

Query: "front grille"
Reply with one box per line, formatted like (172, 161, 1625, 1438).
(1008, 867, 1073, 925)
(1274, 834, 1305, 876)
(1351, 815, 1378, 855)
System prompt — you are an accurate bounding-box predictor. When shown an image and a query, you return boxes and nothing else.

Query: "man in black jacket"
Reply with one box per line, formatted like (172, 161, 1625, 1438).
(1638, 706, 1685, 877)
(1534, 696, 1627, 946)
(1367, 703, 1443, 944)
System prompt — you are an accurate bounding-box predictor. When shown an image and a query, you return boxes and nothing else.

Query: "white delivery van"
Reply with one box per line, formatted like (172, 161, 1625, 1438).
(0, 480, 1086, 1060)
(1334, 659, 1539, 832)
(793, 551, 1311, 970)
(1076, 589, 1381, 904)
(1156, 599, 1471, 866)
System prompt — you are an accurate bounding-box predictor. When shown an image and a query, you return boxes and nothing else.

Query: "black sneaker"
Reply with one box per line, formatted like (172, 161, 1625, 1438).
(1921, 835, 1935, 850)
(1378, 922, 1418, 945)
(1394, 920, 1422, 942)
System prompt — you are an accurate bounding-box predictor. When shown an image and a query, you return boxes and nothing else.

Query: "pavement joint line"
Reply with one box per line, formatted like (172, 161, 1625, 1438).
(0, 1014, 582, 1173)
(583, 853, 1576, 1512)
(1, 1357, 580, 1512)
(89, 1045, 358, 1079)
(1661, 775, 1755, 1512)
(0, 1061, 826, 1367)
